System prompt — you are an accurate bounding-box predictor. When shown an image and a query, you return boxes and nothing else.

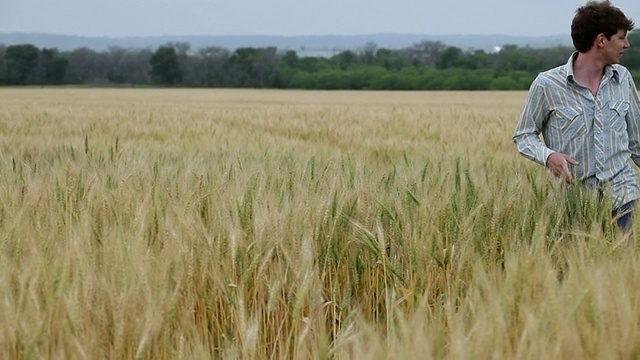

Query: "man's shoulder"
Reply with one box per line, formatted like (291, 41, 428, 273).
(611, 63, 632, 77)
(532, 64, 567, 87)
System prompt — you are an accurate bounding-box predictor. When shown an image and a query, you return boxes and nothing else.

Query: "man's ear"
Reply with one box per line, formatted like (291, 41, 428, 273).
(595, 33, 607, 48)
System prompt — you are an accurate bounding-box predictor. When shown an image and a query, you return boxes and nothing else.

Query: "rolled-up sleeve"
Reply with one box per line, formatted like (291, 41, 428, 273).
(627, 75, 640, 167)
(513, 77, 555, 166)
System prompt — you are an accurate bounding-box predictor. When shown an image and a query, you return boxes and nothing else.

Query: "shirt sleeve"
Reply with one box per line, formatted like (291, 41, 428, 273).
(512, 76, 555, 166)
(627, 74, 640, 167)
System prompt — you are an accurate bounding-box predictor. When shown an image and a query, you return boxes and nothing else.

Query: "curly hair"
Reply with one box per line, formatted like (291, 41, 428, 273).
(571, 1, 634, 52)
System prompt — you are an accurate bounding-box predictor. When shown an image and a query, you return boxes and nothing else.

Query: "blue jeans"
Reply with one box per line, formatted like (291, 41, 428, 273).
(612, 200, 635, 234)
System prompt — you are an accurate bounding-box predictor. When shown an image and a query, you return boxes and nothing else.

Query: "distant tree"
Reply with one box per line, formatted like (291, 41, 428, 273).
(372, 48, 407, 70)
(105, 47, 128, 84)
(529, 46, 573, 70)
(402, 41, 447, 67)
(0, 45, 6, 84)
(289, 71, 317, 89)
(225, 47, 278, 87)
(490, 76, 520, 90)
(370, 71, 419, 90)
(359, 42, 377, 65)
(0, 37, 614, 89)
(316, 69, 351, 89)
(123, 49, 153, 85)
(493, 44, 545, 72)
(622, 30, 640, 70)
(207, 47, 232, 86)
(417, 67, 447, 90)
(332, 50, 358, 70)
(437, 46, 463, 69)
(297, 56, 332, 72)
(40, 48, 68, 84)
(462, 49, 492, 70)
(4, 44, 39, 85)
(101, 47, 152, 85)
(184, 46, 230, 87)
(373, 48, 392, 67)
(281, 50, 299, 68)
(250, 47, 279, 87)
(61, 47, 110, 84)
(168, 42, 191, 83)
(150, 45, 182, 86)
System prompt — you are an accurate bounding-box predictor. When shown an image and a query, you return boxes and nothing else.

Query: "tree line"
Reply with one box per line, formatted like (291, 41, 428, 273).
(1, 32, 639, 90)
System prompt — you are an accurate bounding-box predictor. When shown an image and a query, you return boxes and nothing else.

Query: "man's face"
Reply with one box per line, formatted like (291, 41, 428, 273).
(602, 29, 630, 64)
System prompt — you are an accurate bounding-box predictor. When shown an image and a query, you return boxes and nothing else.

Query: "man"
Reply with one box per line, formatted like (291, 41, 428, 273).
(513, 1, 640, 235)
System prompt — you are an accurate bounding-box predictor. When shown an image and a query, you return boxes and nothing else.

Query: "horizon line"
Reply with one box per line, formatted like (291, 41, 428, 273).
(0, 31, 571, 39)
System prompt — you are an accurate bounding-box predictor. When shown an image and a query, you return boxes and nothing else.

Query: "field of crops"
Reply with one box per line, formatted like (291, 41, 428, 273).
(0, 89, 638, 359)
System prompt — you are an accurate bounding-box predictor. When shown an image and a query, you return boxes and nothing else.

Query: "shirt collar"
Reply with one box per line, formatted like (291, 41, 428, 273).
(565, 51, 619, 84)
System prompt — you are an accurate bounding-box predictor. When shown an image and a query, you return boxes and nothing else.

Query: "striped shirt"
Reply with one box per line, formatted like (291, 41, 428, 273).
(513, 53, 640, 207)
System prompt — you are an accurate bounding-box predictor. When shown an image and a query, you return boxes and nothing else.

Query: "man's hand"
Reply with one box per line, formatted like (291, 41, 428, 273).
(546, 152, 579, 184)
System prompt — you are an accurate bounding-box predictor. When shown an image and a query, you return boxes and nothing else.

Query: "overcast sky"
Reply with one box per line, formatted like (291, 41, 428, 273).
(1, 0, 640, 38)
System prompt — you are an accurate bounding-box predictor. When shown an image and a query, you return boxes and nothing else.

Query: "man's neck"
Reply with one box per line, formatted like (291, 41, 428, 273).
(573, 52, 607, 82)
(573, 52, 608, 94)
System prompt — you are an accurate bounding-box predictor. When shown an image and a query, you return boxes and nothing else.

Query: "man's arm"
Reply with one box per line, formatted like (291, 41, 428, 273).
(627, 74, 640, 167)
(512, 77, 555, 166)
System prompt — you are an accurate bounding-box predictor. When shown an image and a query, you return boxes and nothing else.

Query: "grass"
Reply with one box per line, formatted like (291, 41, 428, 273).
(0, 88, 637, 359)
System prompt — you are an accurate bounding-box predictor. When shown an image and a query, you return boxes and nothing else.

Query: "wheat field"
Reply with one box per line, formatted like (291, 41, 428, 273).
(0, 88, 638, 359)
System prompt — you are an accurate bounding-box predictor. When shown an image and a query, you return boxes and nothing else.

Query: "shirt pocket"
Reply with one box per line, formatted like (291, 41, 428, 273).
(554, 107, 587, 138)
(606, 100, 629, 133)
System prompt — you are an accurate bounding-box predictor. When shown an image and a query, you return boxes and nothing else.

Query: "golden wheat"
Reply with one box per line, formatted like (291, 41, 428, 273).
(0, 88, 637, 359)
